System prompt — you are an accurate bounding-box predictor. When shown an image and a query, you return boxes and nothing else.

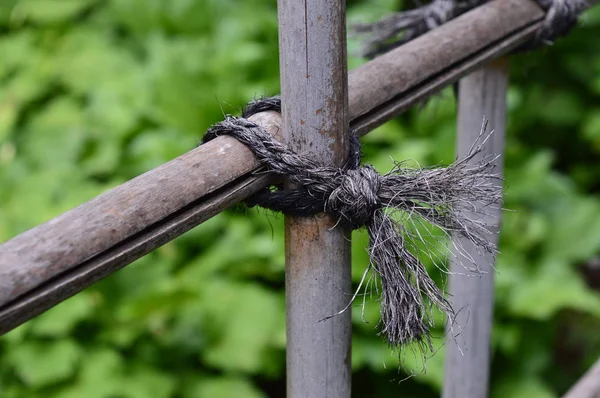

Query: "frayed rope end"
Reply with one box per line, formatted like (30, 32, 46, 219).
(204, 97, 502, 353)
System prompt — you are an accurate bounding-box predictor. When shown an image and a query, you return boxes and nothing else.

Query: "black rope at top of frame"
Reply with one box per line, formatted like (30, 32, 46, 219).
(354, 0, 588, 58)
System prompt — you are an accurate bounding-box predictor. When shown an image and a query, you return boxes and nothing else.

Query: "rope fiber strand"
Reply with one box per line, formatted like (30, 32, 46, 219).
(353, 0, 588, 58)
(203, 97, 502, 349)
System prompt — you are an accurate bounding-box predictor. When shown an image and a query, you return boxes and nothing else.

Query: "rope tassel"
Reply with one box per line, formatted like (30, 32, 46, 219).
(203, 98, 502, 349)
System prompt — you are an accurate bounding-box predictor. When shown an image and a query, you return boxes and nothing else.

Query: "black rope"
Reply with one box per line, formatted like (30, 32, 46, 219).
(206, 97, 362, 218)
(353, 0, 588, 58)
(203, 98, 502, 349)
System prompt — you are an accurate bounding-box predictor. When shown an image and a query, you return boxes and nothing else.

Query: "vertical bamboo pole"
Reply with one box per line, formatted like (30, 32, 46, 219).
(442, 59, 508, 398)
(277, 1, 352, 397)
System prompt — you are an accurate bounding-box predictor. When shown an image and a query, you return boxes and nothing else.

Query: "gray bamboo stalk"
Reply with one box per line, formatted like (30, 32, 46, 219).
(442, 59, 508, 398)
(276, 0, 352, 397)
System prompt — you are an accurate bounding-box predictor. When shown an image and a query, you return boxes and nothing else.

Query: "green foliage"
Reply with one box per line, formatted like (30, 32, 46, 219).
(1, 0, 600, 397)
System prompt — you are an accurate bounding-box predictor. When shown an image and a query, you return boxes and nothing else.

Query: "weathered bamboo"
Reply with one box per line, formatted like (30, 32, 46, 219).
(563, 358, 600, 398)
(442, 59, 508, 398)
(277, 1, 351, 396)
(349, 0, 539, 134)
(0, 0, 597, 334)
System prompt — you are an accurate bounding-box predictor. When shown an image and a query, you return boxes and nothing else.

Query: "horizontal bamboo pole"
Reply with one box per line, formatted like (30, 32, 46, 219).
(0, 0, 596, 334)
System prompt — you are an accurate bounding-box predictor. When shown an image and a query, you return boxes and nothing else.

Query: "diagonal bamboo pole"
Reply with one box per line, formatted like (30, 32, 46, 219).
(442, 59, 508, 398)
(0, 0, 597, 335)
(277, 1, 351, 396)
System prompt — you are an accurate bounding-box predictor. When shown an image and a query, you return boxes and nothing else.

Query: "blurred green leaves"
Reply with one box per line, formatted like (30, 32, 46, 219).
(8, 340, 82, 388)
(9, 0, 95, 25)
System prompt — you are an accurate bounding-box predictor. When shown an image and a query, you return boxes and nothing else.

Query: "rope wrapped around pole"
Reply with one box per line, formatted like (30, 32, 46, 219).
(204, 98, 502, 349)
(0, 0, 597, 338)
(354, 0, 588, 58)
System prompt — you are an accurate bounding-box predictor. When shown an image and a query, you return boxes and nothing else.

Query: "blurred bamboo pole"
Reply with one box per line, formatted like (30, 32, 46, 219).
(563, 358, 600, 398)
(442, 59, 508, 398)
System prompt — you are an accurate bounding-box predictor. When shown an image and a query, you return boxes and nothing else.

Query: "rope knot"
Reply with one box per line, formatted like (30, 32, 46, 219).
(352, 0, 588, 58)
(203, 97, 502, 351)
(535, 0, 587, 45)
(326, 166, 382, 228)
(424, 0, 455, 30)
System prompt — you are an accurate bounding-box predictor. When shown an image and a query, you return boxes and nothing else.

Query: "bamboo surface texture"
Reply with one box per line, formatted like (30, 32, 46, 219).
(277, 1, 352, 396)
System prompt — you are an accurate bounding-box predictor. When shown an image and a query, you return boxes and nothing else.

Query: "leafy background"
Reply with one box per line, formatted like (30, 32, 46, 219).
(1, 0, 600, 397)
